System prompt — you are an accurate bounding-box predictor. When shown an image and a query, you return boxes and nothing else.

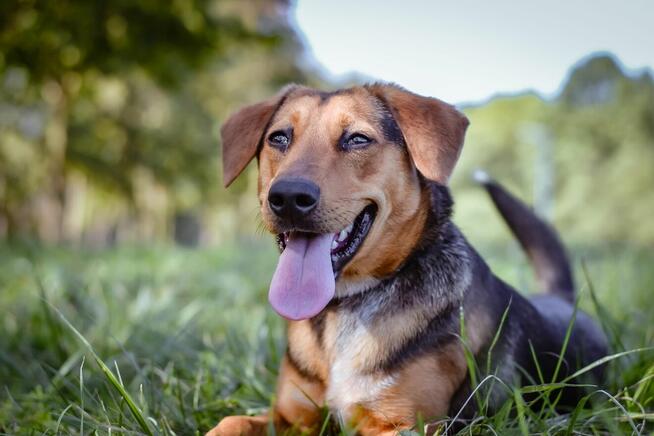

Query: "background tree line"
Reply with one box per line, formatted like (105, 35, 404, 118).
(456, 55, 654, 247)
(1, 0, 652, 248)
(0, 0, 321, 246)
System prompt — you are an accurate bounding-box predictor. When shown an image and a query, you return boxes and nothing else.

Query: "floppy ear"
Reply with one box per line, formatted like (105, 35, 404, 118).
(221, 86, 296, 187)
(368, 84, 469, 183)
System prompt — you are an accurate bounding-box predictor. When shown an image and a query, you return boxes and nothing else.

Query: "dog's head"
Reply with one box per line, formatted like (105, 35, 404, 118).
(222, 84, 468, 319)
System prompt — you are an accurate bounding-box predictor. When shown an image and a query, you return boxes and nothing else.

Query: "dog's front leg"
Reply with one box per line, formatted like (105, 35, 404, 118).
(274, 354, 326, 431)
(205, 414, 269, 436)
(207, 355, 325, 435)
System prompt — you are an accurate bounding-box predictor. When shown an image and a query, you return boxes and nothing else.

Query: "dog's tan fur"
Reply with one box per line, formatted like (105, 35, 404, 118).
(255, 87, 434, 282)
(208, 84, 475, 435)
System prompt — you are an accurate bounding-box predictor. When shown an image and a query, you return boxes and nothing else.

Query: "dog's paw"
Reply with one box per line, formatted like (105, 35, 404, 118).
(205, 415, 269, 436)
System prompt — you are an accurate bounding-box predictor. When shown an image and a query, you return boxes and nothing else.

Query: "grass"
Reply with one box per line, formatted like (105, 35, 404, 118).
(0, 239, 652, 435)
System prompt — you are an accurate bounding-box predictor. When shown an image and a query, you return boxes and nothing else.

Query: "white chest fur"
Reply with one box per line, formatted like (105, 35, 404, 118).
(323, 315, 397, 421)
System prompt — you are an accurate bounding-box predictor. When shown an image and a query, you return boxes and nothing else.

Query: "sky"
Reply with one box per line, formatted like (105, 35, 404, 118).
(293, 0, 654, 104)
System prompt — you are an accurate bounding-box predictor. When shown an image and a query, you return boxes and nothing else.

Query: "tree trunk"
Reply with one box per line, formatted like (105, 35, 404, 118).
(42, 79, 69, 243)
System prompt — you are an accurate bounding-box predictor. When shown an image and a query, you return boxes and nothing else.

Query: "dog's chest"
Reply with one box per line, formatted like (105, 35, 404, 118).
(290, 311, 399, 420)
(325, 318, 397, 417)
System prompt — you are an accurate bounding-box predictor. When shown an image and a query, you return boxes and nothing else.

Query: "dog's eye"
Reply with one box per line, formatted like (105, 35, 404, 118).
(267, 130, 290, 150)
(343, 133, 372, 150)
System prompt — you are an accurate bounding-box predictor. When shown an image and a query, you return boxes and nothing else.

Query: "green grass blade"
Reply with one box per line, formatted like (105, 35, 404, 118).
(318, 410, 332, 436)
(563, 347, 654, 383)
(486, 298, 512, 375)
(564, 394, 589, 436)
(446, 374, 513, 433)
(512, 389, 529, 436)
(80, 355, 85, 436)
(581, 260, 627, 352)
(593, 389, 640, 434)
(54, 306, 154, 436)
(55, 404, 74, 434)
(551, 294, 580, 384)
(633, 362, 654, 404)
(458, 307, 483, 412)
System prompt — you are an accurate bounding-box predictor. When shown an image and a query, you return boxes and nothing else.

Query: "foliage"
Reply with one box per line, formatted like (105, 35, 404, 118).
(1, 2, 651, 434)
(0, 242, 652, 434)
(0, 0, 258, 85)
(1, 0, 652, 249)
(453, 54, 654, 247)
(0, 0, 315, 244)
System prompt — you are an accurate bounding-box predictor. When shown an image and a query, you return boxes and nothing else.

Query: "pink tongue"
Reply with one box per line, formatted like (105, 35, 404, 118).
(269, 233, 335, 320)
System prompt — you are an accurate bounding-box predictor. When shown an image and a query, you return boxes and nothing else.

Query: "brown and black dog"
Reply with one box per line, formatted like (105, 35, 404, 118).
(209, 84, 607, 435)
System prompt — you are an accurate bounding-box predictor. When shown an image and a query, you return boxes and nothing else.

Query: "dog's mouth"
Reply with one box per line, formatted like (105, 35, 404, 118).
(269, 204, 377, 320)
(276, 204, 377, 275)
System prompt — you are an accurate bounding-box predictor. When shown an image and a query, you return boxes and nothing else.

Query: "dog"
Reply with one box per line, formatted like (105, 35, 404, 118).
(208, 84, 608, 435)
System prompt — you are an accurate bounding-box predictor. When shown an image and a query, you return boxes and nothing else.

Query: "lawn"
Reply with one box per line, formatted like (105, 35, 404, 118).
(0, 240, 652, 435)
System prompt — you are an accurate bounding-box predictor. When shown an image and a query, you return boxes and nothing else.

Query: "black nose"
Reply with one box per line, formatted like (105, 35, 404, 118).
(268, 178, 320, 221)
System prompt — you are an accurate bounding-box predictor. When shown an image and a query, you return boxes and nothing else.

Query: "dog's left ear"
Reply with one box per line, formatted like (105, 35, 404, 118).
(221, 85, 297, 187)
(368, 84, 469, 183)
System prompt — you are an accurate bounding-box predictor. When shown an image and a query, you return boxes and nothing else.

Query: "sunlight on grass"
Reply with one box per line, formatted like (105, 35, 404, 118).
(0, 242, 652, 434)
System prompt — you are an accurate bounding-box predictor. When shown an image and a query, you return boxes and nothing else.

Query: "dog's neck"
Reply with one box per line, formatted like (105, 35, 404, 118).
(330, 183, 472, 321)
(289, 187, 473, 379)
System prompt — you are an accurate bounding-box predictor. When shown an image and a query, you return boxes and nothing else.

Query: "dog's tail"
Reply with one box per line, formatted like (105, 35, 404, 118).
(473, 170, 574, 301)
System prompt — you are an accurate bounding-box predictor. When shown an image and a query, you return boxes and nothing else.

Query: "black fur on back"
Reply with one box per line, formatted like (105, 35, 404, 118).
(302, 179, 607, 422)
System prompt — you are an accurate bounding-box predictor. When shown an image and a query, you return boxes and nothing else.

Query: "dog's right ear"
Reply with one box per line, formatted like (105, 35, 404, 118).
(221, 85, 297, 187)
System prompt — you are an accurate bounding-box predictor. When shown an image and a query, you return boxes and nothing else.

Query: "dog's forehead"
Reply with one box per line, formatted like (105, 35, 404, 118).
(273, 87, 382, 126)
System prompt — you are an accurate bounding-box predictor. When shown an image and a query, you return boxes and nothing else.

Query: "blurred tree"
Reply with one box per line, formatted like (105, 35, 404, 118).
(0, 0, 315, 244)
(1, 7, 651, 250)
(455, 54, 654, 247)
(0, 0, 261, 85)
(560, 55, 625, 106)
(553, 55, 654, 244)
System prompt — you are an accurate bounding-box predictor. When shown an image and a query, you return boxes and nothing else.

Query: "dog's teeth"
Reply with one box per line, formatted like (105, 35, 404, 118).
(331, 254, 337, 262)
(345, 223, 354, 233)
(338, 230, 348, 242)
(331, 240, 338, 250)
